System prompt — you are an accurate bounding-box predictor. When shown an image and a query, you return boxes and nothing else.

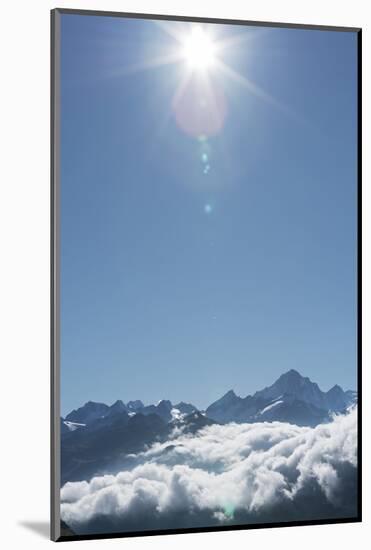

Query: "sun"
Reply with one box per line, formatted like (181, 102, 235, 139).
(181, 26, 217, 71)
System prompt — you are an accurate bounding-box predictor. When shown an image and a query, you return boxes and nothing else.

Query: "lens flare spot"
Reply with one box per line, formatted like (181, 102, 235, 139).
(172, 76, 227, 137)
(223, 503, 235, 519)
(204, 203, 213, 214)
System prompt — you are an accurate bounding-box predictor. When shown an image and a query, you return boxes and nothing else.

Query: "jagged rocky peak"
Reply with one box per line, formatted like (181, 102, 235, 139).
(220, 389, 239, 402)
(325, 384, 348, 410)
(204, 389, 243, 424)
(276, 369, 310, 388)
(254, 369, 324, 405)
(65, 401, 110, 424)
(127, 400, 144, 411)
(85, 400, 108, 408)
(174, 401, 197, 415)
(157, 399, 173, 410)
(108, 400, 128, 413)
(327, 384, 344, 395)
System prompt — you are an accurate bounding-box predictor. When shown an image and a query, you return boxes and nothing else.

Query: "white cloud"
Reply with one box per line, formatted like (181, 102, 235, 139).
(61, 408, 357, 531)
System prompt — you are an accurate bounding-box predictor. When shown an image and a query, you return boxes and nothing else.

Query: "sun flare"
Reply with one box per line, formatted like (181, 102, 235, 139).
(181, 26, 217, 71)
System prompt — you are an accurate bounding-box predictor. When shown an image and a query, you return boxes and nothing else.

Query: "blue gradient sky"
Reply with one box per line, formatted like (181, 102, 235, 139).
(60, 14, 357, 416)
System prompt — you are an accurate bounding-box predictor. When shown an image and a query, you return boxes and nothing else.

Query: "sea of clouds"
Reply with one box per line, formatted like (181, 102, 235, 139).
(61, 407, 357, 533)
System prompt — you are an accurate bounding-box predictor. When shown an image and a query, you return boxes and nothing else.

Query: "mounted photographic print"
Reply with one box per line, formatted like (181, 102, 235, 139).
(51, 8, 361, 542)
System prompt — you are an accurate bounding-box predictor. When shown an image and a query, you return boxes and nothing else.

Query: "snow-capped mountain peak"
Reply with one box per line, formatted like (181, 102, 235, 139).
(62, 370, 357, 434)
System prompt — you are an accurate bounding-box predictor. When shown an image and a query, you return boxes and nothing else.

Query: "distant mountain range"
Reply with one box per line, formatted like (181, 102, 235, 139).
(64, 398, 197, 428)
(205, 369, 356, 425)
(63, 369, 356, 430)
(60, 370, 356, 484)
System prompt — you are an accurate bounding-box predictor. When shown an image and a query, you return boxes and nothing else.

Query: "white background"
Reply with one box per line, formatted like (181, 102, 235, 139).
(0, 0, 368, 548)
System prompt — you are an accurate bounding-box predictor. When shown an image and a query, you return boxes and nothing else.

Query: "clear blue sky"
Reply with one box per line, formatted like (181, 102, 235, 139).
(60, 14, 357, 416)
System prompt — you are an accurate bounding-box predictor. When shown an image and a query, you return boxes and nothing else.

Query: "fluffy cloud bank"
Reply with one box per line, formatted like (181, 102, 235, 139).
(61, 408, 358, 534)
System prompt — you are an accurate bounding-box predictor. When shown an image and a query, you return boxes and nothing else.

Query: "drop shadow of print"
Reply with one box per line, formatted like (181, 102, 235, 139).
(18, 521, 49, 539)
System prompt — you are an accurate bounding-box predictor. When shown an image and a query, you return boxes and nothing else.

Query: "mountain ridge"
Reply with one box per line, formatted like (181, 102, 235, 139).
(62, 369, 356, 431)
(205, 369, 356, 426)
